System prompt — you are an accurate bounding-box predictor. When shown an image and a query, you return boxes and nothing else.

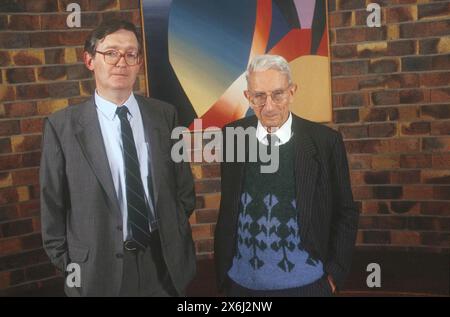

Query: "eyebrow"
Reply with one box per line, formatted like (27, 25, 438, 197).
(101, 45, 139, 51)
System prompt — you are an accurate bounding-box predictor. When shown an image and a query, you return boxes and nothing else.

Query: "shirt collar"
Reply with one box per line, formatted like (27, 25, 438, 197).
(256, 112, 293, 146)
(94, 91, 139, 121)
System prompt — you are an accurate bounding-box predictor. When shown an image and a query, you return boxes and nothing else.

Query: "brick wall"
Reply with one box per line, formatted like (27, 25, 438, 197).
(0, 0, 449, 295)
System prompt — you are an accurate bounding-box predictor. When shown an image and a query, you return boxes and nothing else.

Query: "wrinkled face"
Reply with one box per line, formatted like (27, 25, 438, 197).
(245, 69, 297, 130)
(84, 29, 141, 95)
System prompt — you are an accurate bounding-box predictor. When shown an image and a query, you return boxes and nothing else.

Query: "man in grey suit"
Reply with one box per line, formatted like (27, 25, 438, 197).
(40, 20, 196, 296)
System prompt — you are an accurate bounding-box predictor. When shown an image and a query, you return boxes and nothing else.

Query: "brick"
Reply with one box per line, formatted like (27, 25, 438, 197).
(360, 74, 419, 90)
(44, 48, 65, 64)
(390, 201, 419, 214)
(25, 263, 56, 281)
(0, 172, 13, 189)
(369, 58, 399, 74)
(20, 232, 42, 250)
(401, 121, 430, 135)
(422, 137, 450, 152)
(16, 84, 49, 100)
(0, 121, 21, 137)
(348, 155, 372, 169)
(357, 42, 387, 58)
(1, 219, 33, 238)
(0, 138, 12, 154)
(0, 33, 29, 49)
(40, 14, 69, 30)
(195, 179, 220, 194)
(430, 88, 450, 103)
(420, 105, 450, 119)
(195, 209, 218, 224)
(332, 45, 357, 59)
(420, 72, 450, 87)
(420, 232, 450, 247)
(22, 152, 41, 168)
(403, 185, 434, 200)
(373, 186, 402, 199)
(344, 140, 380, 154)
(402, 56, 432, 72)
(37, 99, 68, 115)
(361, 201, 389, 215)
(431, 54, 450, 70)
(202, 193, 221, 210)
(0, 102, 37, 118)
(400, 89, 428, 104)
(8, 15, 40, 30)
(20, 118, 43, 134)
(422, 170, 450, 185)
(37, 66, 67, 81)
(364, 171, 390, 184)
(191, 224, 213, 240)
(431, 121, 450, 136)
(194, 239, 213, 254)
(332, 60, 368, 76)
(47, 82, 80, 98)
(0, 86, 16, 102)
(6, 68, 36, 84)
(30, 31, 90, 48)
(332, 77, 359, 92)
(371, 90, 399, 106)
(333, 109, 359, 123)
(372, 155, 400, 169)
(391, 231, 420, 245)
(0, 248, 48, 271)
(352, 186, 373, 200)
(419, 37, 450, 55)
(201, 164, 220, 179)
(398, 106, 420, 121)
(66, 64, 92, 80)
(0, 154, 22, 170)
(368, 123, 397, 137)
(329, 11, 352, 28)
(11, 135, 42, 152)
(0, 188, 19, 204)
(391, 170, 421, 184)
(18, 200, 40, 218)
(120, 0, 139, 9)
(418, 2, 450, 20)
(388, 40, 416, 56)
(334, 92, 369, 108)
(432, 153, 450, 169)
(363, 230, 390, 244)
(12, 169, 39, 186)
(13, 50, 44, 66)
(0, 51, 11, 67)
(360, 107, 398, 122)
(386, 6, 417, 23)
(400, 20, 450, 39)
(89, 0, 119, 11)
(339, 0, 366, 10)
(421, 201, 450, 216)
(339, 125, 368, 139)
(433, 186, 450, 200)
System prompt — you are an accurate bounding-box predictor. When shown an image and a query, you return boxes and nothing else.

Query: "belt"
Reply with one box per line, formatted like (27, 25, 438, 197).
(124, 229, 160, 251)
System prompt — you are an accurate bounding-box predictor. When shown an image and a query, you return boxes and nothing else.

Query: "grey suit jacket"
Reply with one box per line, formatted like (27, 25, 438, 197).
(40, 95, 196, 296)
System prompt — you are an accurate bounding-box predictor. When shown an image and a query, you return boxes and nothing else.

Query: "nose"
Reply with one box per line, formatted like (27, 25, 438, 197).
(116, 55, 127, 67)
(263, 94, 276, 111)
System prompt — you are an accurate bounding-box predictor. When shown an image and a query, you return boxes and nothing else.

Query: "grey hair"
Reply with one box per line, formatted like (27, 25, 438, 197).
(245, 54, 292, 85)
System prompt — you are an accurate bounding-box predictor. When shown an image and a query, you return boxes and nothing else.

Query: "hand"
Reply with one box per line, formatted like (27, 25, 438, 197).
(327, 275, 337, 294)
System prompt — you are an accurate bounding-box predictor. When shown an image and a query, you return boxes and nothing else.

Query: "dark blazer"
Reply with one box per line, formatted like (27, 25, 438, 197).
(214, 114, 359, 292)
(40, 95, 196, 296)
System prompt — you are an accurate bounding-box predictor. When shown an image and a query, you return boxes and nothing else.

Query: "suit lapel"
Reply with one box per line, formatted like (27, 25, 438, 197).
(136, 97, 161, 208)
(74, 98, 121, 218)
(292, 116, 319, 236)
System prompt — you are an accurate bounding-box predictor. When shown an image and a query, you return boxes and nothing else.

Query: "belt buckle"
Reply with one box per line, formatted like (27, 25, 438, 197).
(124, 240, 138, 251)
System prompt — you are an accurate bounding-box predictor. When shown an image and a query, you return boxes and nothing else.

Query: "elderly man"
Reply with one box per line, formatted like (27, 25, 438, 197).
(214, 54, 359, 297)
(40, 20, 196, 296)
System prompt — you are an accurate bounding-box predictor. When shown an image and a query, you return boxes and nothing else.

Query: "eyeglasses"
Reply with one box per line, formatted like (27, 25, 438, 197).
(95, 50, 141, 66)
(247, 85, 292, 107)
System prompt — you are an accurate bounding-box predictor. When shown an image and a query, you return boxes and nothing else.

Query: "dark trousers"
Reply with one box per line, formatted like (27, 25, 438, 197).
(119, 232, 178, 297)
(226, 275, 333, 297)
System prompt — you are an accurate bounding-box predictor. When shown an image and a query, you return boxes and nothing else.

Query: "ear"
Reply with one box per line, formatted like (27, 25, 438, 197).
(288, 83, 297, 103)
(83, 51, 95, 71)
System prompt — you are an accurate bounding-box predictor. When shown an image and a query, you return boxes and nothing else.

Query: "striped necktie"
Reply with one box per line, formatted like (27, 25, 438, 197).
(116, 106, 153, 249)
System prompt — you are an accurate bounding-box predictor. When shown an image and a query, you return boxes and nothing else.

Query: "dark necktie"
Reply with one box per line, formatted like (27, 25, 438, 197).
(116, 106, 153, 249)
(266, 133, 279, 155)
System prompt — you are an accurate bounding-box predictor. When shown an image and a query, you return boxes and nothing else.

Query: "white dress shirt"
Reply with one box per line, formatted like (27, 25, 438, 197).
(256, 112, 293, 146)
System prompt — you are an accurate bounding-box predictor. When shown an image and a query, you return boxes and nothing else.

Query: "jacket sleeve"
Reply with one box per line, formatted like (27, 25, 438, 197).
(40, 118, 70, 272)
(169, 109, 196, 218)
(324, 131, 360, 290)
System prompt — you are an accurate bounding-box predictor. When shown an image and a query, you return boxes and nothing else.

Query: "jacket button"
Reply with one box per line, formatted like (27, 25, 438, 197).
(116, 253, 123, 259)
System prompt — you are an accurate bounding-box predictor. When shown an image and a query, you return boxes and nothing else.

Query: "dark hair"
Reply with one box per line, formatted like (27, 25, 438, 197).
(84, 19, 142, 55)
